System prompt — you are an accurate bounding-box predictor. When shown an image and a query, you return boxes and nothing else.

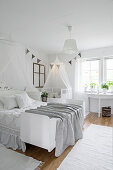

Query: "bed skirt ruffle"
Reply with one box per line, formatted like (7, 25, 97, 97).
(0, 128, 26, 152)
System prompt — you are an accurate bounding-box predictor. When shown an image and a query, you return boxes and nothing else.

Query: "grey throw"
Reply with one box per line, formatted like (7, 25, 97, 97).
(25, 103, 84, 157)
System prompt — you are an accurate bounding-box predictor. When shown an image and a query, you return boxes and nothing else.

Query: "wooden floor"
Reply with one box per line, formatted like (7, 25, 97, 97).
(17, 113, 113, 170)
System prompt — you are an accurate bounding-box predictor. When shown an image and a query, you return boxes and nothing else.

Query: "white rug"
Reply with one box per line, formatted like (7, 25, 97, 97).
(0, 144, 41, 170)
(58, 124, 113, 170)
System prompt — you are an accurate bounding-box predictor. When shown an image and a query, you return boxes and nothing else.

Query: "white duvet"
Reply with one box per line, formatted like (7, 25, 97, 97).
(0, 101, 47, 132)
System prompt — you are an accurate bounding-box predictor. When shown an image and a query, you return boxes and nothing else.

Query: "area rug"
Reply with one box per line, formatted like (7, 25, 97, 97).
(58, 124, 113, 170)
(0, 144, 42, 170)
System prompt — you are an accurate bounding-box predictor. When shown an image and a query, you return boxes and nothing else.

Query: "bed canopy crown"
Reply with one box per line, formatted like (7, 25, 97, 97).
(43, 57, 72, 99)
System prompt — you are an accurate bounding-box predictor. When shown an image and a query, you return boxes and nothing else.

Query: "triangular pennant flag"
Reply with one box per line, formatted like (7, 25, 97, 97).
(78, 53, 81, 57)
(37, 59, 41, 63)
(26, 49, 30, 54)
(56, 64, 60, 69)
(50, 64, 54, 69)
(69, 60, 72, 64)
(32, 54, 35, 59)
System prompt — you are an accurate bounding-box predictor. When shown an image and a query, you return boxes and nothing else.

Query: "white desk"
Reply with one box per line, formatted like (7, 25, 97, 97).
(88, 93, 113, 117)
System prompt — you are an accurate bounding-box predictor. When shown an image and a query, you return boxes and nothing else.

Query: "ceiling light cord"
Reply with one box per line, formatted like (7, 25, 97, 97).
(68, 25, 72, 39)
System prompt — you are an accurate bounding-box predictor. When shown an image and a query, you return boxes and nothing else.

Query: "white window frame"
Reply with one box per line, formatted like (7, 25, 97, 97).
(104, 57, 113, 82)
(82, 56, 113, 92)
(82, 58, 101, 89)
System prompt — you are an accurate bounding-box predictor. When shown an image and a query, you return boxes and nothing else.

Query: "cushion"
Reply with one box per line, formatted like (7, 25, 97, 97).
(15, 92, 33, 108)
(0, 96, 18, 110)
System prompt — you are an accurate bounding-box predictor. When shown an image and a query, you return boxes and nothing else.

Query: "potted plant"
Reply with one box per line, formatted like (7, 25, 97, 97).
(41, 91, 48, 102)
(108, 81, 113, 92)
(90, 83, 96, 92)
(101, 82, 109, 93)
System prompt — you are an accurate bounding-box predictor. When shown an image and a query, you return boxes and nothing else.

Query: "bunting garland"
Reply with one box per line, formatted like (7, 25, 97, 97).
(32, 54, 35, 59)
(26, 49, 30, 54)
(37, 59, 41, 63)
(69, 52, 81, 64)
(26, 48, 41, 63)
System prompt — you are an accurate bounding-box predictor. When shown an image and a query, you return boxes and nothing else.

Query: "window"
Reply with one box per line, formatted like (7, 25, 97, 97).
(81, 56, 113, 92)
(82, 59, 100, 89)
(33, 63, 45, 88)
(105, 58, 113, 81)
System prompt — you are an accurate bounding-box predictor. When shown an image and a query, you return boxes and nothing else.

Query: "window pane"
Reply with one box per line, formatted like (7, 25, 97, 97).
(82, 61, 90, 70)
(34, 64, 39, 72)
(106, 58, 113, 81)
(107, 70, 113, 81)
(91, 60, 99, 70)
(34, 73, 39, 87)
(82, 60, 99, 88)
(91, 71, 99, 83)
(83, 71, 90, 84)
(40, 66, 44, 73)
(40, 74, 44, 87)
(106, 59, 113, 69)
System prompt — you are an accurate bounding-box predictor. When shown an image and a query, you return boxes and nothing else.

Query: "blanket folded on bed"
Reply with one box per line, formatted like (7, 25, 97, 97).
(25, 103, 84, 157)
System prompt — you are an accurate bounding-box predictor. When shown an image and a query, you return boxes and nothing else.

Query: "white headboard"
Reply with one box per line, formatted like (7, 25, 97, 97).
(0, 89, 24, 96)
(0, 89, 41, 101)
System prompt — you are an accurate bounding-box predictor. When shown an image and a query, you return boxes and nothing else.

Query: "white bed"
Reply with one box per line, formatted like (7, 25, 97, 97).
(0, 89, 85, 153)
(0, 98, 48, 151)
(21, 98, 85, 153)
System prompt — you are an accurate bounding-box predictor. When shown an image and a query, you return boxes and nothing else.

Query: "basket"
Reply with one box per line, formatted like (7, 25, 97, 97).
(102, 106, 111, 117)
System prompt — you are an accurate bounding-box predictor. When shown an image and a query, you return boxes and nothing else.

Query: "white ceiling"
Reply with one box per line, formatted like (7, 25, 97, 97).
(0, 0, 113, 54)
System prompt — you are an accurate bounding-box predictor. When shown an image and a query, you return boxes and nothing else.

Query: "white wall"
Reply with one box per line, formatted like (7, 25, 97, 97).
(81, 46, 113, 59)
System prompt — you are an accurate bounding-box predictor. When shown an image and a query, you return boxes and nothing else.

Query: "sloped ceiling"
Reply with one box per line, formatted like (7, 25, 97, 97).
(0, 0, 113, 54)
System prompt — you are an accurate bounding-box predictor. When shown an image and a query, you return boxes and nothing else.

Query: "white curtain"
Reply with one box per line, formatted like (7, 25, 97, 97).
(0, 41, 34, 90)
(59, 64, 72, 89)
(74, 58, 89, 116)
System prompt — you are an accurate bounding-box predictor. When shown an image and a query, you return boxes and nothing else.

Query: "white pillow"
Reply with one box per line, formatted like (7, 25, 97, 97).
(0, 96, 18, 110)
(15, 92, 33, 108)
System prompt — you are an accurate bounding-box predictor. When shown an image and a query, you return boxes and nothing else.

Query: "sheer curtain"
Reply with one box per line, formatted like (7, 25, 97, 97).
(0, 41, 34, 90)
(74, 58, 89, 116)
(59, 64, 72, 90)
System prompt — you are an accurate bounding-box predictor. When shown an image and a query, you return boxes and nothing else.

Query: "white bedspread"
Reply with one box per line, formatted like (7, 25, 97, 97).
(0, 101, 47, 131)
(0, 101, 47, 150)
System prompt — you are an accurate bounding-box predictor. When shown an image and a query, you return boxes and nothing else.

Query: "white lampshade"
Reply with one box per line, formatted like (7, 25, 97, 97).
(63, 39, 78, 54)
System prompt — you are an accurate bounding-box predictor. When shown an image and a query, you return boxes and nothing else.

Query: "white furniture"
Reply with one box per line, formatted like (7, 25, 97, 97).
(20, 113, 57, 152)
(0, 89, 85, 153)
(21, 98, 85, 152)
(88, 93, 113, 117)
(43, 88, 72, 99)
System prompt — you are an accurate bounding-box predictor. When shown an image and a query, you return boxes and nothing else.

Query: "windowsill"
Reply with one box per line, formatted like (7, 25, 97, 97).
(84, 90, 113, 94)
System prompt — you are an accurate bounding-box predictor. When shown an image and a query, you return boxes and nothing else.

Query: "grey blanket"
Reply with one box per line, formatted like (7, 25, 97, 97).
(25, 103, 84, 157)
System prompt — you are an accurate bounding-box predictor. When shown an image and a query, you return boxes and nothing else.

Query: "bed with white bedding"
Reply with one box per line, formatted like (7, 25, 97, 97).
(0, 100, 46, 151)
(0, 89, 47, 151)
(0, 89, 85, 156)
(0, 108, 25, 151)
